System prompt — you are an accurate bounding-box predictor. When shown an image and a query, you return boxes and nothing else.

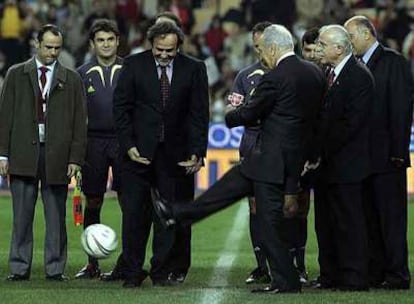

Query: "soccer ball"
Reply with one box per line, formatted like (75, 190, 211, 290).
(81, 224, 118, 259)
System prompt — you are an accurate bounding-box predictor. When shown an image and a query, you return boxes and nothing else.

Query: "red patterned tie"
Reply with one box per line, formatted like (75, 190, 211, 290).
(160, 66, 170, 109)
(327, 68, 335, 88)
(39, 66, 49, 90)
(38, 66, 49, 122)
(159, 66, 170, 142)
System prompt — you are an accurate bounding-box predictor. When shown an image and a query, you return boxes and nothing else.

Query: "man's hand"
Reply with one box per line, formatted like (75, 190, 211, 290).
(0, 159, 8, 176)
(283, 194, 299, 218)
(178, 154, 201, 175)
(128, 147, 151, 165)
(67, 163, 81, 179)
(225, 104, 237, 114)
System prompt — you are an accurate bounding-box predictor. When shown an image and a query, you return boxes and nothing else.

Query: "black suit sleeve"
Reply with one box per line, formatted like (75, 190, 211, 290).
(388, 55, 414, 159)
(113, 57, 136, 155)
(225, 74, 277, 128)
(188, 61, 209, 158)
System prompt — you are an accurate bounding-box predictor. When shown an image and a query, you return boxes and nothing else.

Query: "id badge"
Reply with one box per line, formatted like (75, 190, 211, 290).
(38, 123, 45, 143)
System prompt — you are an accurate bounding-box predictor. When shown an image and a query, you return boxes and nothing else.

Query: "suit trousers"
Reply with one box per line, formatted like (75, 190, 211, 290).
(324, 182, 369, 288)
(174, 165, 301, 290)
(121, 144, 192, 281)
(9, 145, 68, 277)
(363, 170, 410, 285)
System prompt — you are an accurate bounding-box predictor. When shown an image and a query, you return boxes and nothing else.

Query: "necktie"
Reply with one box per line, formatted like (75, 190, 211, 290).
(38, 66, 49, 122)
(356, 56, 365, 64)
(327, 68, 335, 88)
(39, 66, 49, 92)
(160, 66, 170, 110)
(159, 66, 170, 142)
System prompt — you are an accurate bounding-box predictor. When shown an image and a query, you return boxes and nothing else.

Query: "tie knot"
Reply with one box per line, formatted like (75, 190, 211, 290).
(39, 66, 49, 74)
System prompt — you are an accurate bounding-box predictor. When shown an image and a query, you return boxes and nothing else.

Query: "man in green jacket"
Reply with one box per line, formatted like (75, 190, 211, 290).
(0, 24, 87, 281)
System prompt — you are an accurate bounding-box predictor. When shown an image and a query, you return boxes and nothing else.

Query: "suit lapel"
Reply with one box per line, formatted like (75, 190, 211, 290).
(49, 62, 67, 95)
(23, 58, 39, 101)
(145, 52, 162, 112)
(325, 56, 356, 102)
(332, 55, 356, 89)
(366, 44, 383, 70)
(168, 54, 183, 111)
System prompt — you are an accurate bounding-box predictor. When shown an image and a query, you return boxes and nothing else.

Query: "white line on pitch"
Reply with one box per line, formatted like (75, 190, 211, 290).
(200, 200, 249, 304)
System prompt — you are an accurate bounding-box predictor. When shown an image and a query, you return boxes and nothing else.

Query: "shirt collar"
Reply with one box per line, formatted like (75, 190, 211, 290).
(362, 40, 379, 64)
(35, 58, 56, 72)
(333, 53, 352, 79)
(276, 51, 295, 66)
(154, 58, 174, 70)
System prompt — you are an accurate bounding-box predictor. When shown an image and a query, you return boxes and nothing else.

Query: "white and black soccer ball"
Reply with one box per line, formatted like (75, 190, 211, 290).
(81, 224, 118, 259)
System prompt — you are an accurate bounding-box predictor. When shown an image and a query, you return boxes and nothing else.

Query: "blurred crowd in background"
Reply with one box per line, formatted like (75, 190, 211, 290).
(0, 0, 414, 125)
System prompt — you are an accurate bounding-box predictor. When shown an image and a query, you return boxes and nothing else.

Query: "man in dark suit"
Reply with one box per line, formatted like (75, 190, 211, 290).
(345, 15, 413, 290)
(154, 24, 326, 293)
(0, 24, 87, 281)
(113, 21, 209, 288)
(228, 21, 272, 285)
(315, 24, 374, 291)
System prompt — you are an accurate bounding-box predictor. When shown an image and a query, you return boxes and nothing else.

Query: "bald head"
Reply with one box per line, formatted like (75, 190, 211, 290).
(344, 15, 377, 57)
(257, 24, 294, 69)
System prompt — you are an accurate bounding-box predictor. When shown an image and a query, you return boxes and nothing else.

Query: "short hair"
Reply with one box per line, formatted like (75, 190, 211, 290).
(89, 19, 120, 41)
(147, 21, 184, 47)
(155, 11, 182, 29)
(302, 27, 320, 46)
(345, 15, 377, 38)
(320, 24, 352, 55)
(37, 24, 62, 42)
(252, 21, 272, 35)
(262, 24, 294, 52)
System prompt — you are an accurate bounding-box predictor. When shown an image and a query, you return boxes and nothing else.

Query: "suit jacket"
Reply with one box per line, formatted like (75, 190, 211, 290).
(365, 44, 414, 172)
(113, 50, 209, 173)
(225, 55, 326, 193)
(321, 56, 374, 184)
(0, 57, 87, 184)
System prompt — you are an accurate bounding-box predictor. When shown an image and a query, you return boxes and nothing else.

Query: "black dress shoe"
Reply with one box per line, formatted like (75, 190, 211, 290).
(46, 274, 69, 281)
(251, 285, 301, 294)
(122, 272, 148, 288)
(75, 264, 101, 279)
(6, 274, 29, 281)
(307, 277, 336, 289)
(379, 280, 410, 290)
(100, 270, 124, 281)
(168, 272, 186, 283)
(245, 267, 271, 284)
(151, 189, 176, 228)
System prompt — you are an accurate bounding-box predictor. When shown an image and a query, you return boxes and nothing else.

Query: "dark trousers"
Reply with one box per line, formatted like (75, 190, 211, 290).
(174, 165, 300, 290)
(363, 170, 410, 285)
(318, 182, 368, 288)
(9, 145, 68, 277)
(121, 144, 192, 281)
(161, 175, 193, 276)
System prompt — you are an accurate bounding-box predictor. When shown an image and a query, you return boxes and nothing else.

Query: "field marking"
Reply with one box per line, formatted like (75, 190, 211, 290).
(200, 200, 249, 304)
